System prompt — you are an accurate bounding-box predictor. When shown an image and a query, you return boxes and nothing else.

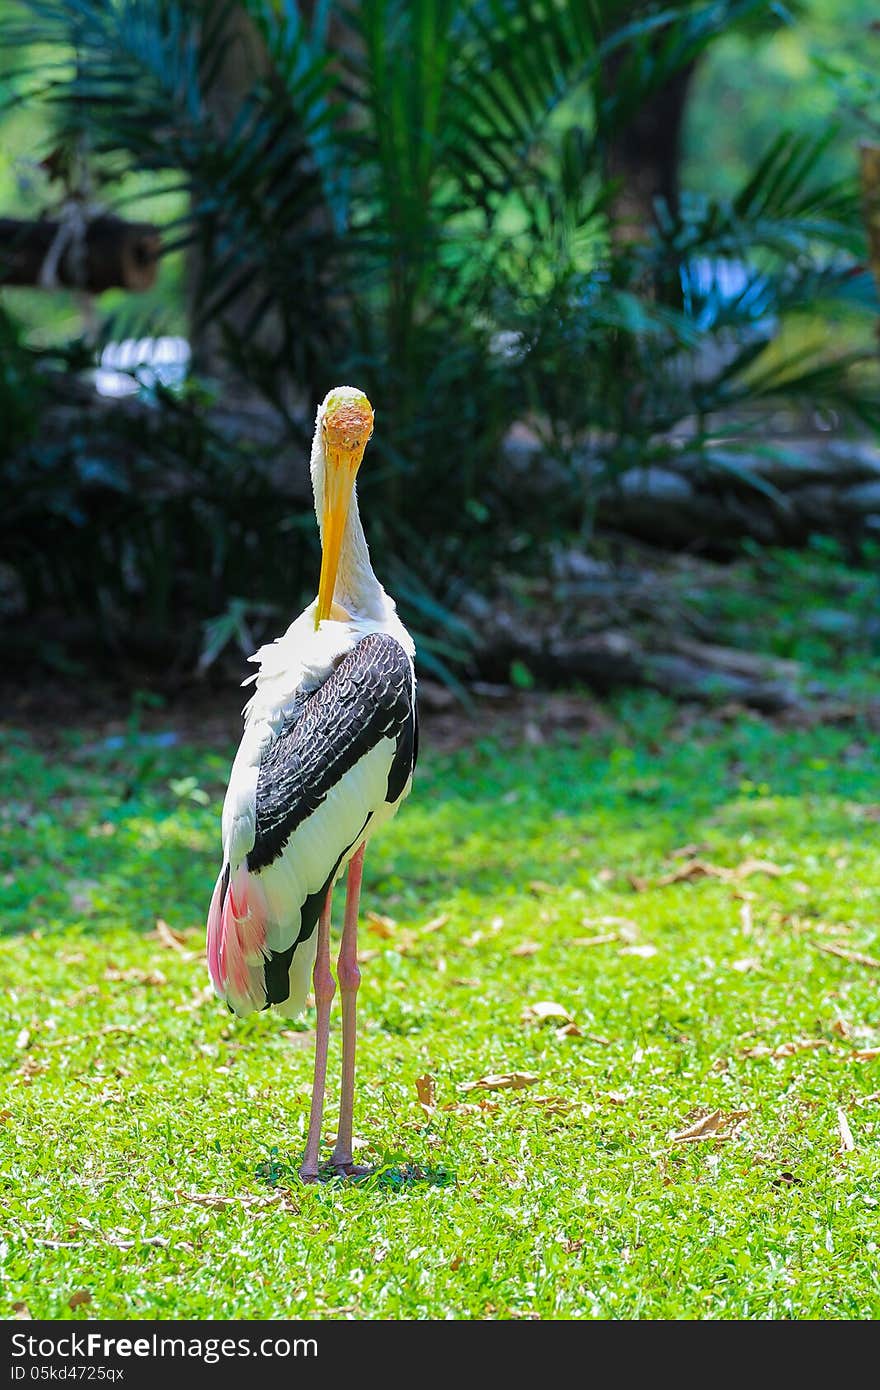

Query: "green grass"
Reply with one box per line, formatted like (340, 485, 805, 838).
(3, 699, 880, 1319)
(3, 543, 880, 1320)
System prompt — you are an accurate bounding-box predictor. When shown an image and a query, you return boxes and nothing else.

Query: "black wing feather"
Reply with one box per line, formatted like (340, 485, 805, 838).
(247, 632, 416, 874)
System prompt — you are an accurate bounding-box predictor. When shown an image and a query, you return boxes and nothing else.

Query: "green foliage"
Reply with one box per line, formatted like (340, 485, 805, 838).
(1, 374, 320, 664)
(0, 0, 878, 668)
(506, 126, 879, 533)
(3, 551, 880, 1316)
(0, 304, 43, 450)
(685, 535, 880, 680)
(685, 0, 876, 194)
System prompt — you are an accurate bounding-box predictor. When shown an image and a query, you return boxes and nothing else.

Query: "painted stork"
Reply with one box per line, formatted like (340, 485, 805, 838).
(206, 387, 417, 1180)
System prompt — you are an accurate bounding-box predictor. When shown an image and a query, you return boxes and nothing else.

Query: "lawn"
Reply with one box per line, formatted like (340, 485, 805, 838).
(2, 548, 880, 1320)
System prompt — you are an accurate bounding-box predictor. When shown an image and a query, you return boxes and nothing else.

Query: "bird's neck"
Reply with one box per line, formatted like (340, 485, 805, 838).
(311, 439, 386, 620)
(331, 487, 386, 618)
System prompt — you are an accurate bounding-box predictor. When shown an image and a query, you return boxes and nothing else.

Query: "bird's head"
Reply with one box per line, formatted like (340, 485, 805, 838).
(315, 386, 374, 626)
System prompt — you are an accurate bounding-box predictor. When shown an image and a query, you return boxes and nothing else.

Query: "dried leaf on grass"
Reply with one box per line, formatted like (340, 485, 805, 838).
(105, 965, 167, 987)
(12, 1303, 31, 1319)
(15, 1029, 31, 1051)
(670, 1108, 748, 1144)
(573, 918, 639, 949)
(741, 1038, 830, 1060)
(460, 1071, 539, 1093)
(66, 986, 100, 1006)
(782, 914, 850, 938)
(179, 1190, 296, 1211)
(420, 914, 448, 934)
(104, 1233, 169, 1250)
(837, 1108, 855, 1152)
(854, 1047, 880, 1062)
(68, 1290, 92, 1310)
(815, 943, 880, 970)
(732, 857, 784, 879)
(656, 860, 720, 886)
(415, 1074, 436, 1117)
(442, 1106, 497, 1117)
(511, 941, 541, 957)
(443, 1099, 500, 1116)
(365, 911, 396, 938)
(619, 943, 658, 958)
(656, 857, 783, 888)
(604, 1091, 631, 1106)
(521, 1001, 573, 1026)
(154, 918, 195, 957)
(530, 1096, 573, 1115)
(583, 915, 638, 933)
(18, 1057, 48, 1078)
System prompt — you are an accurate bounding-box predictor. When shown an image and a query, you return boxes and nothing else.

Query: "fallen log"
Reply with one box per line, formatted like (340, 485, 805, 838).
(0, 214, 160, 292)
(469, 607, 803, 713)
(503, 435, 880, 552)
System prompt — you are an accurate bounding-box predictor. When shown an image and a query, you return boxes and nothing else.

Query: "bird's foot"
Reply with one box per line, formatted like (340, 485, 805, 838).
(332, 1160, 372, 1180)
(331, 1149, 372, 1179)
(298, 1155, 371, 1183)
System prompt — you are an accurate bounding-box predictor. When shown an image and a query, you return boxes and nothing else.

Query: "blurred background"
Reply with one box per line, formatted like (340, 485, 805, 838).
(2, 0, 880, 726)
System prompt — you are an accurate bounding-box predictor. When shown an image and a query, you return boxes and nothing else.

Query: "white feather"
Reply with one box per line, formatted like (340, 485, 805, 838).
(210, 386, 417, 1020)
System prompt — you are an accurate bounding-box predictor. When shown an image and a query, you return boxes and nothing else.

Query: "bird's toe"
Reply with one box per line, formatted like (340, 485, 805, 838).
(332, 1160, 372, 1180)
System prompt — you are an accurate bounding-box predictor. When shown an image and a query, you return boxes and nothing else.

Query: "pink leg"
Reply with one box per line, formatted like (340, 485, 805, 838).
(331, 845, 365, 1173)
(299, 887, 335, 1181)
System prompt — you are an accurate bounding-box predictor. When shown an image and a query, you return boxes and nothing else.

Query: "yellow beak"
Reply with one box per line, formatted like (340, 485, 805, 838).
(315, 448, 359, 626)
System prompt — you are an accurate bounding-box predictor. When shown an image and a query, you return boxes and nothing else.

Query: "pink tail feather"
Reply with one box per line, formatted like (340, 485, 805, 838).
(206, 862, 269, 1015)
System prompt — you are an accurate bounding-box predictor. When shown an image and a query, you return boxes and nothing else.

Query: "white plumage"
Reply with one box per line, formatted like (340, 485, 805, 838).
(205, 386, 417, 1178)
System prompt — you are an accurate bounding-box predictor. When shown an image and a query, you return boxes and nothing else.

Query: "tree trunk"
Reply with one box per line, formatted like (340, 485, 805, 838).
(187, 5, 274, 382)
(597, 0, 703, 241)
(188, 2, 343, 409)
(605, 59, 698, 241)
(860, 141, 880, 344)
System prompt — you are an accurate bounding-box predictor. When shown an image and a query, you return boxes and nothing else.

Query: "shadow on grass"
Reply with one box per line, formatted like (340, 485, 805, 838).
(256, 1147, 455, 1192)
